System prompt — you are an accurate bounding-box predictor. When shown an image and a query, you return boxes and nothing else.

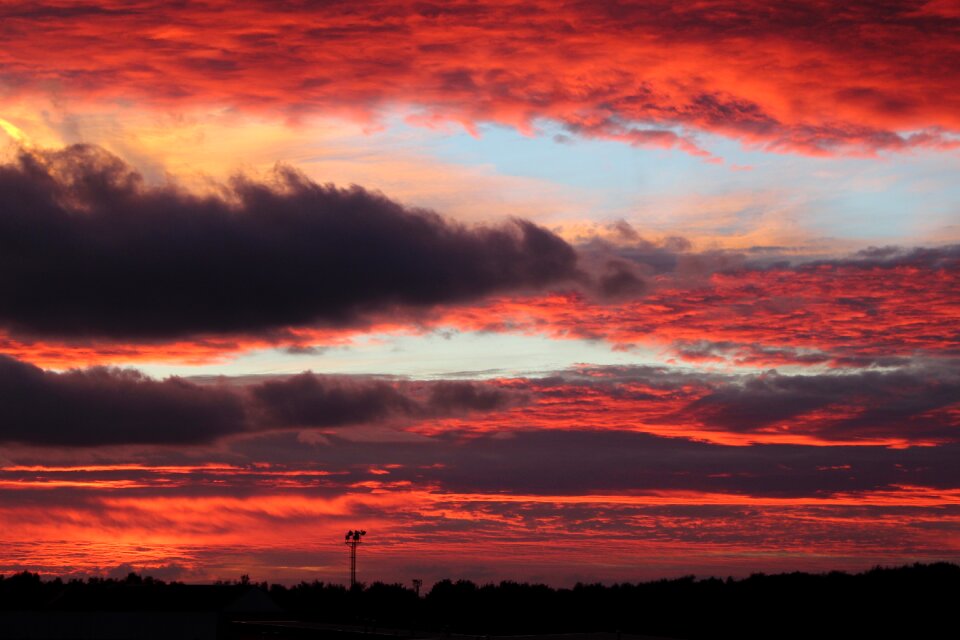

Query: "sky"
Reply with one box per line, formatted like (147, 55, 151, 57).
(0, 0, 958, 586)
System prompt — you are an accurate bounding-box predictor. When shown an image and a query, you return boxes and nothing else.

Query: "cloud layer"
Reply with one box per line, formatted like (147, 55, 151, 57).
(2, 1, 958, 155)
(439, 243, 960, 365)
(1, 358, 957, 582)
(2, 357, 956, 448)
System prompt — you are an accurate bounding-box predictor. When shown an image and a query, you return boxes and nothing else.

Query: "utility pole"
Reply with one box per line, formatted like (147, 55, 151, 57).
(345, 529, 366, 587)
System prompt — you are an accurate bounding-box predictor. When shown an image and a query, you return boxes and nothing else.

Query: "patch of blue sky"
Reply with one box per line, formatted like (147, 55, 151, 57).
(133, 331, 663, 381)
(420, 118, 727, 201)
(130, 329, 844, 382)
(386, 114, 959, 245)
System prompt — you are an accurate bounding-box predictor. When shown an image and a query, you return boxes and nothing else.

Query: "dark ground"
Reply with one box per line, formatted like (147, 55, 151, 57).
(1, 562, 958, 639)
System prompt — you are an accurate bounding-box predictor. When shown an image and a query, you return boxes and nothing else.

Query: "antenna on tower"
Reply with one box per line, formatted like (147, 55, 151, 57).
(345, 529, 366, 587)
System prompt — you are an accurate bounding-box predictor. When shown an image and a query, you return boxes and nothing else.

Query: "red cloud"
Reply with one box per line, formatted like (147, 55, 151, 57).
(438, 255, 960, 364)
(420, 364, 960, 447)
(1, 1, 958, 155)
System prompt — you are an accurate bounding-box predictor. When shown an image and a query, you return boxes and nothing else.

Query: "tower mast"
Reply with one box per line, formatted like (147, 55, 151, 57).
(344, 529, 366, 587)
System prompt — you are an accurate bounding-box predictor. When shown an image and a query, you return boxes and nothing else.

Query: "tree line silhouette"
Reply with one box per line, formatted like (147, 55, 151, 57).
(1, 563, 957, 639)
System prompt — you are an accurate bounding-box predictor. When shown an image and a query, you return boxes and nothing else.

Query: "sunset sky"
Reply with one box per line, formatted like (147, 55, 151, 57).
(0, 0, 958, 586)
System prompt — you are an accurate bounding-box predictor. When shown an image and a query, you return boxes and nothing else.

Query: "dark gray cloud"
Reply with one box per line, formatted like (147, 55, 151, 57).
(0, 355, 244, 446)
(0, 356, 525, 446)
(249, 374, 524, 428)
(249, 374, 419, 428)
(0, 144, 578, 340)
